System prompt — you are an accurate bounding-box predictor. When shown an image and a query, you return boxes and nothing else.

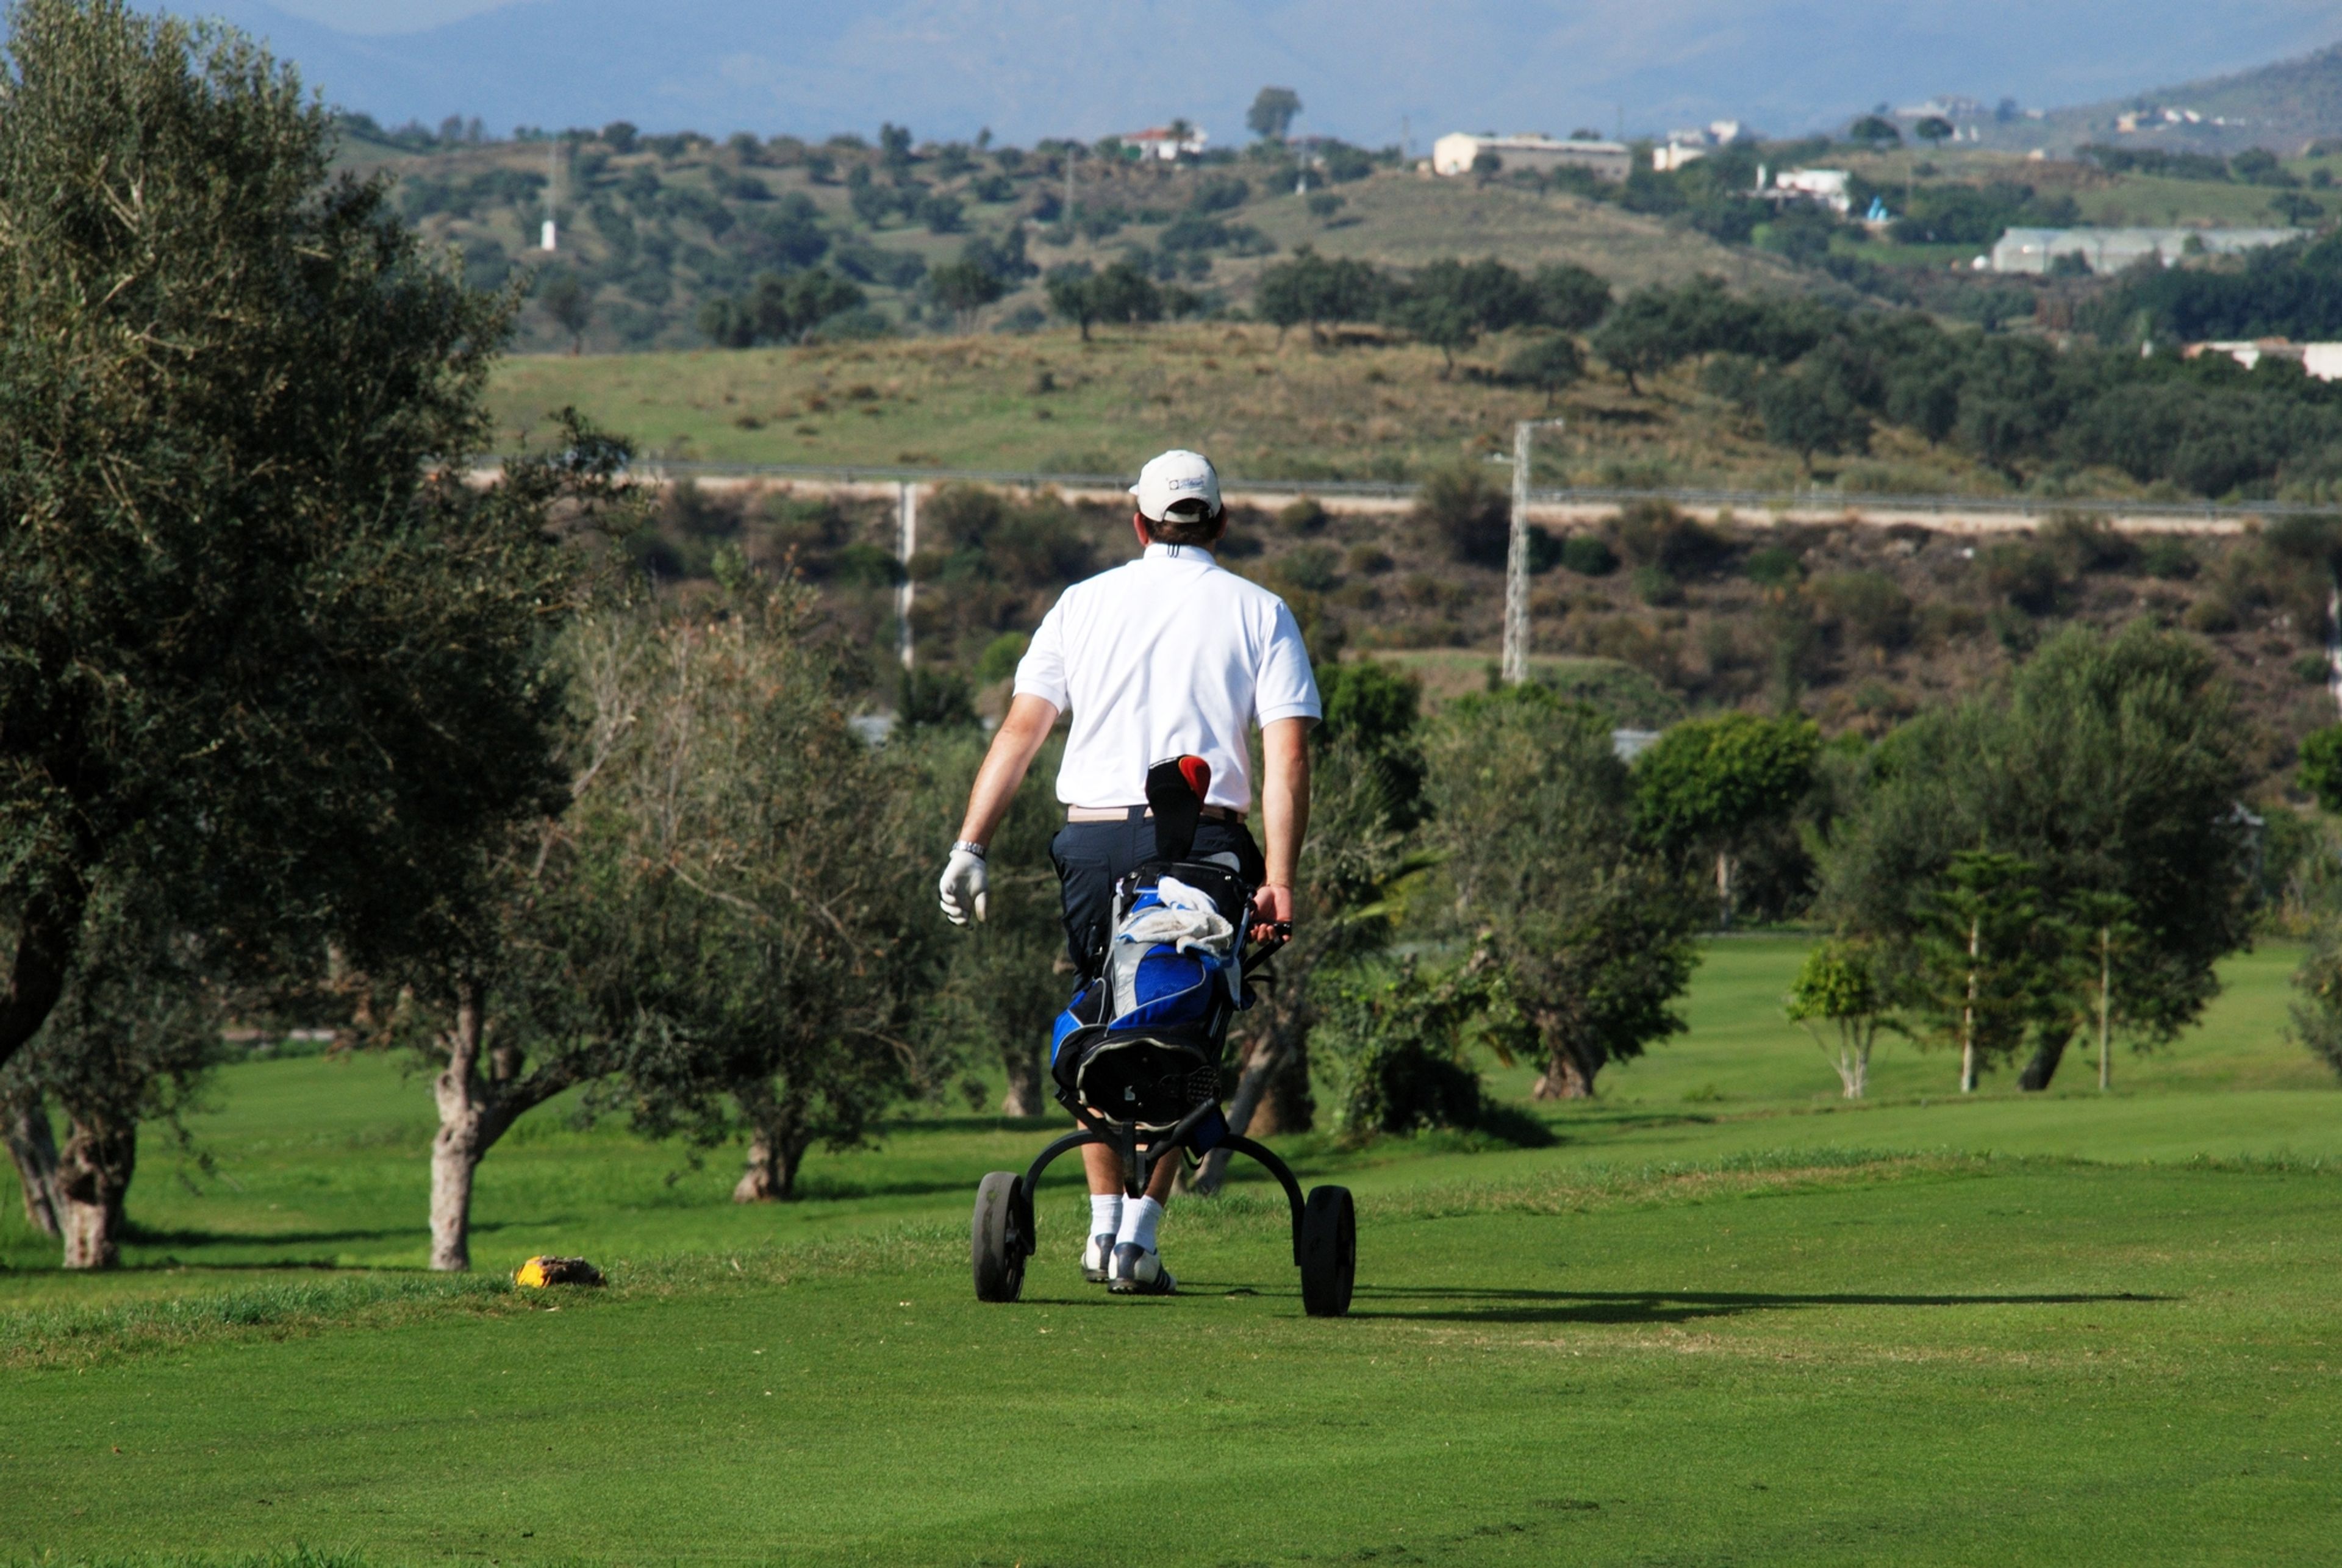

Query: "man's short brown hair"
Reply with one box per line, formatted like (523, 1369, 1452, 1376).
(1145, 499, 1225, 547)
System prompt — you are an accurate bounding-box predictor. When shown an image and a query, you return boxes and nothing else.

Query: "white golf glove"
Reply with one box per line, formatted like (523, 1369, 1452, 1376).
(938, 842, 989, 925)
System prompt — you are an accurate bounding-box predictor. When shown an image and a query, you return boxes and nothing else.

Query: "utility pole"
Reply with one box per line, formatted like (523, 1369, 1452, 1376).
(895, 482, 919, 671)
(541, 135, 559, 252)
(1064, 144, 1077, 232)
(1502, 417, 1563, 684)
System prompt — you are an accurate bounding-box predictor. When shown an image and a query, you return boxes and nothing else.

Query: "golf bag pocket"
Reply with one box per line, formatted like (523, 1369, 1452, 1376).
(1109, 943, 1221, 1031)
(1050, 979, 1105, 1069)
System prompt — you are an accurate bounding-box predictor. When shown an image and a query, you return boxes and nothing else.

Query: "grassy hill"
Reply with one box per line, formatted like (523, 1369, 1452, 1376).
(489, 323, 2048, 492)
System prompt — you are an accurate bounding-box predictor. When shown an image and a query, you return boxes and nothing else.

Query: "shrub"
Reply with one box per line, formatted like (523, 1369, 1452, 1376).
(1810, 571, 1914, 651)
(1613, 499, 1724, 575)
(2041, 512, 2138, 574)
(1346, 544, 1395, 575)
(1413, 465, 1509, 568)
(1632, 565, 1682, 606)
(1559, 534, 1619, 576)
(1278, 496, 1330, 533)
(1744, 545, 1803, 586)
(973, 631, 1030, 682)
(2300, 725, 2342, 812)
(2289, 922, 2342, 1078)
(1983, 540, 2065, 615)
(2139, 536, 2199, 579)
(1313, 961, 1492, 1137)
(1278, 543, 1343, 592)
(1524, 523, 1563, 574)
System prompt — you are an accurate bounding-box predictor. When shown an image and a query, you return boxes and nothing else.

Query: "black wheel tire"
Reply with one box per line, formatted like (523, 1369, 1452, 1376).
(1299, 1184, 1356, 1317)
(972, 1171, 1027, 1303)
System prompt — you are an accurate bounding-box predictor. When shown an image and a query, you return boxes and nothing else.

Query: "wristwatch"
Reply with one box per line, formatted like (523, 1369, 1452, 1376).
(952, 839, 987, 857)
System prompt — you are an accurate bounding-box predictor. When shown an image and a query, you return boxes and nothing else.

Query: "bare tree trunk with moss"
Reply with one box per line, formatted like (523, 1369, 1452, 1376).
(430, 976, 600, 1270)
(54, 1108, 135, 1269)
(4, 1088, 62, 1239)
(2097, 926, 2114, 1092)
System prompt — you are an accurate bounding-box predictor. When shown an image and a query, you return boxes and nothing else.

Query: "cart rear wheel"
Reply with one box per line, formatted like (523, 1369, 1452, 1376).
(1299, 1184, 1355, 1317)
(972, 1171, 1027, 1303)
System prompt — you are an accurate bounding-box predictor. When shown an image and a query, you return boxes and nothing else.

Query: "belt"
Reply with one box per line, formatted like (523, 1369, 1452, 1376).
(1066, 804, 1245, 824)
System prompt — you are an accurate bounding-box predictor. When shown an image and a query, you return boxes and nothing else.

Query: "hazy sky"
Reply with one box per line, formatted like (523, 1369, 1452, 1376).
(263, 0, 510, 30)
(145, 1, 2342, 145)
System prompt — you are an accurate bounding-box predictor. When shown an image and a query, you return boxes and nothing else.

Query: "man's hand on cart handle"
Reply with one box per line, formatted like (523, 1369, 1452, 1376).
(1252, 881, 1296, 943)
(939, 842, 989, 925)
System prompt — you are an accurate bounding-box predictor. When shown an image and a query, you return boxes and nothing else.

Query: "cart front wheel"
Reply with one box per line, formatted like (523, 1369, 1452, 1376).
(972, 1171, 1027, 1303)
(1299, 1184, 1355, 1317)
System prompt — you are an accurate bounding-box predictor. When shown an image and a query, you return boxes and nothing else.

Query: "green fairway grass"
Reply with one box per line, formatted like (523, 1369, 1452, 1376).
(4, 937, 2338, 1565)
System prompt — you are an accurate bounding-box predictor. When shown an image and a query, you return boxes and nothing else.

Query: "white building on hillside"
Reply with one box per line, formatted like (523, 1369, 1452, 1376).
(1432, 131, 1630, 182)
(2184, 339, 2342, 381)
(1120, 125, 1208, 160)
(1766, 168, 1852, 213)
(1989, 226, 2293, 274)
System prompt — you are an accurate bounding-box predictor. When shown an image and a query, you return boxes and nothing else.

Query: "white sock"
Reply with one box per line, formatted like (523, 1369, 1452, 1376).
(1089, 1194, 1123, 1239)
(1117, 1196, 1164, 1254)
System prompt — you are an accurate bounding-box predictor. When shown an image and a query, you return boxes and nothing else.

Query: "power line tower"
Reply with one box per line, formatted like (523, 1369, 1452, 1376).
(1502, 417, 1565, 684)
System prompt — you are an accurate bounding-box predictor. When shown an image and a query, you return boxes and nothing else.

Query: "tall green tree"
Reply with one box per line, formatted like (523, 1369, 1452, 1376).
(926, 259, 1006, 332)
(0, 1, 577, 1099)
(1426, 687, 1702, 1098)
(1247, 87, 1302, 141)
(1633, 712, 1821, 927)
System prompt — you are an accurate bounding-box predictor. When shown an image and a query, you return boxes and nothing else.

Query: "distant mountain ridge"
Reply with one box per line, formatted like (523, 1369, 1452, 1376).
(2037, 38, 2342, 151)
(142, 1, 2342, 150)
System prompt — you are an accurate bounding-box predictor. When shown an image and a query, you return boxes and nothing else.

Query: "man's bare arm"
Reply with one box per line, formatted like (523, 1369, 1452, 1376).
(1254, 716, 1313, 933)
(955, 694, 1061, 848)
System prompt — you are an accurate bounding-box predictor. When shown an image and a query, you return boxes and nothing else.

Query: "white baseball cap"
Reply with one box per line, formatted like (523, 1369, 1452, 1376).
(1129, 449, 1223, 521)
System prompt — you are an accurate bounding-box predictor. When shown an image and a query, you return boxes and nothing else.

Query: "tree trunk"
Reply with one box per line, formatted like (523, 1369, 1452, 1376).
(1531, 1045, 1596, 1100)
(429, 978, 510, 1272)
(733, 1123, 782, 1202)
(732, 1081, 812, 1201)
(1716, 850, 1735, 931)
(1251, 1039, 1313, 1137)
(54, 1111, 135, 1270)
(1960, 915, 1980, 1094)
(4, 1089, 62, 1239)
(1000, 1042, 1044, 1118)
(2017, 1032, 2068, 1092)
(1184, 1018, 1298, 1195)
(2097, 929, 2113, 1092)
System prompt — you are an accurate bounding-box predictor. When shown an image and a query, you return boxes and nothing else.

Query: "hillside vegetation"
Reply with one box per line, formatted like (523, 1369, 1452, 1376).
(369, 111, 2342, 363)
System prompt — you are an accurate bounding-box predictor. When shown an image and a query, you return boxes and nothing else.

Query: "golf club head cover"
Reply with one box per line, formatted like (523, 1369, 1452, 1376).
(1144, 754, 1211, 862)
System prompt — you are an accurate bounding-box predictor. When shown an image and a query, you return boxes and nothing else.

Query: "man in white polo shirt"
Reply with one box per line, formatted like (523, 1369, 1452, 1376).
(937, 448, 1320, 1295)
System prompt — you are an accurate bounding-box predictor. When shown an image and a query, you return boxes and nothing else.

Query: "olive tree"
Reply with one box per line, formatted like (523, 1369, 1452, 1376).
(1425, 687, 1702, 1098)
(919, 731, 1067, 1119)
(1785, 937, 1891, 1098)
(1816, 623, 2254, 1090)
(0, 885, 221, 1267)
(1633, 712, 1821, 928)
(594, 585, 947, 1203)
(1, 1, 572, 1103)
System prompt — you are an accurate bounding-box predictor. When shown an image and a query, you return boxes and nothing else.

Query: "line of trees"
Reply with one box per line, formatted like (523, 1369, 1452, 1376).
(1250, 250, 1612, 374)
(1594, 274, 2342, 496)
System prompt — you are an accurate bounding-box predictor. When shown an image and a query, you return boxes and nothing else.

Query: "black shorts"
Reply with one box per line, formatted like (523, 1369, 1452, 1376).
(1050, 815, 1266, 979)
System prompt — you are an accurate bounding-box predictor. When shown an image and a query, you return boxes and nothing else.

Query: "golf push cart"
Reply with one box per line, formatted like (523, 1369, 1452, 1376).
(970, 756, 1356, 1316)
